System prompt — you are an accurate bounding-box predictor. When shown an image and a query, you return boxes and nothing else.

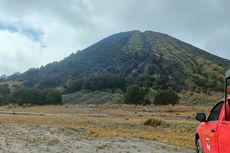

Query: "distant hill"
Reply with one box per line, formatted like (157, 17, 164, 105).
(7, 30, 230, 93)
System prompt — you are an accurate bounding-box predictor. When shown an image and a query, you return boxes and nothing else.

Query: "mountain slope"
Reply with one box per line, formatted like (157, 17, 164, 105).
(8, 30, 230, 92)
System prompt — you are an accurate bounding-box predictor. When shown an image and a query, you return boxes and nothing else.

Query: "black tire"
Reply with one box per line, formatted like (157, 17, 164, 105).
(196, 139, 203, 153)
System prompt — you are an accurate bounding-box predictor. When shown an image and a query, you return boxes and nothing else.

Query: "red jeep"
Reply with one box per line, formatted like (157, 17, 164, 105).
(195, 70, 230, 153)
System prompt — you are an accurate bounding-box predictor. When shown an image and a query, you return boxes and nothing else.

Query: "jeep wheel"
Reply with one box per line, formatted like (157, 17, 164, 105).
(196, 139, 203, 153)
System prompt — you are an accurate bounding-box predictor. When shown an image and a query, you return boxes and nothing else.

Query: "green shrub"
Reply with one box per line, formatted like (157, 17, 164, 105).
(154, 90, 179, 105)
(8, 87, 62, 105)
(144, 118, 163, 127)
(124, 85, 149, 105)
(8, 87, 43, 105)
(46, 89, 62, 105)
(0, 84, 10, 105)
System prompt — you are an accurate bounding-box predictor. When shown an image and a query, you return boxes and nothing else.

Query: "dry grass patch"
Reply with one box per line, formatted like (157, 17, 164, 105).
(0, 104, 207, 149)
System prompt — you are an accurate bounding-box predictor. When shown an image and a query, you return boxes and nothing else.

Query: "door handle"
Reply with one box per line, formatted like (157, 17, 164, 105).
(211, 129, 216, 133)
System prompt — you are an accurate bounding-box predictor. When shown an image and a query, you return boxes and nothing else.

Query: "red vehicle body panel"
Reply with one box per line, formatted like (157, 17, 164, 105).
(196, 98, 230, 153)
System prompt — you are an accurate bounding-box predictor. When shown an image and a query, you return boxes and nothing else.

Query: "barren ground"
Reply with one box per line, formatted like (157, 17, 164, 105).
(0, 104, 210, 153)
(0, 124, 195, 153)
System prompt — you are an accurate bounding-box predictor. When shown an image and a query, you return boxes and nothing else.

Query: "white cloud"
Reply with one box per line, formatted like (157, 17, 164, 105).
(0, 30, 42, 74)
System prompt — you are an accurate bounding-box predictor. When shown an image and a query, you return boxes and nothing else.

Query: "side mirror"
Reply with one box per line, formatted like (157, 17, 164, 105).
(196, 113, 206, 122)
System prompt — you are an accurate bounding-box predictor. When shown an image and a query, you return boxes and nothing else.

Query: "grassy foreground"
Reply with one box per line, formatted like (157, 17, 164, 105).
(0, 104, 212, 149)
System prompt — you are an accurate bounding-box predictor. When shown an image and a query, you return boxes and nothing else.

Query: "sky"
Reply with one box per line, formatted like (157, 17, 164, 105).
(0, 0, 229, 75)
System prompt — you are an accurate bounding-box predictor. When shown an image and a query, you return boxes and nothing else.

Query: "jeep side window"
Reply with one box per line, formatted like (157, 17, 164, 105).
(207, 101, 224, 122)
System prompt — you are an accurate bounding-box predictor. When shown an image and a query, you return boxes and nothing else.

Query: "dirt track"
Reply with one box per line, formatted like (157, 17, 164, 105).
(0, 124, 195, 153)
